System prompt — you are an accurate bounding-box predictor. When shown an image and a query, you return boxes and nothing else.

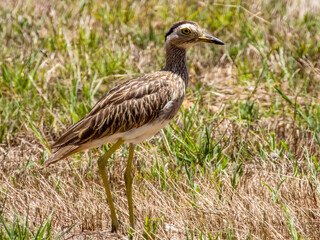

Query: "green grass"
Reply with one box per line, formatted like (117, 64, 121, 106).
(1, 0, 320, 239)
(0, 211, 75, 240)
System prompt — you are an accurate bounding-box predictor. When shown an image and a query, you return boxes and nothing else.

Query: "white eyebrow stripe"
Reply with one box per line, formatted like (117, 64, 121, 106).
(165, 22, 199, 42)
(177, 23, 198, 31)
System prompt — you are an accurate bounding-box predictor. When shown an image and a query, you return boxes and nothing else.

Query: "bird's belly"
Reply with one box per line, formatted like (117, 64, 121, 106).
(122, 119, 171, 144)
(87, 119, 171, 147)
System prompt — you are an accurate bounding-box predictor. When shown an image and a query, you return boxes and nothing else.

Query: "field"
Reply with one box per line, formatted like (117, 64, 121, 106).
(1, 0, 320, 239)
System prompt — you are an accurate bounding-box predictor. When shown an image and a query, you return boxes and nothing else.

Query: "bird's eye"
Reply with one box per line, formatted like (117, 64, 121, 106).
(181, 28, 192, 35)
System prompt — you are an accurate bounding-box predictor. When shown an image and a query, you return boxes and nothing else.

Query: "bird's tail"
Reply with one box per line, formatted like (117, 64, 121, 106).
(42, 145, 84, 167)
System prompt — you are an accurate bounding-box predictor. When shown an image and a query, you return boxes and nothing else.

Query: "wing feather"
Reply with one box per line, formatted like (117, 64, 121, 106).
(51, 72, 176, 150)
(44, 72, 185, 166)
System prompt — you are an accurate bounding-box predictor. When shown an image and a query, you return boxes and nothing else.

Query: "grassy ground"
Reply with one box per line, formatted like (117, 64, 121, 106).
(1, 0, 320, 239)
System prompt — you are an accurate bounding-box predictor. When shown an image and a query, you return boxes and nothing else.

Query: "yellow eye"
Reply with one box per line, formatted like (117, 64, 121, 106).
(181, 28, 192, 35)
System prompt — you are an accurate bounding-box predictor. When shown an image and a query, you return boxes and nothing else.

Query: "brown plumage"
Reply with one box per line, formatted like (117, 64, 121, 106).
(44, 72, 183, 166)
(43, 21, 224, 232)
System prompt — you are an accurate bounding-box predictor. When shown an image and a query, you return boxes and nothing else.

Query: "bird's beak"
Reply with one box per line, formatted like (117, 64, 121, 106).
(198, 33, 225, 45)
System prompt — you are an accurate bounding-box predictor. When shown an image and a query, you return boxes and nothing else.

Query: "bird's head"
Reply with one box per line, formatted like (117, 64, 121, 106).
(165, 21, 224, 49)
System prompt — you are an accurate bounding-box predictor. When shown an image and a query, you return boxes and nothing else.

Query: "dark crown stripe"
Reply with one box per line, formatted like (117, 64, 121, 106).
(165, 21, 198, 41)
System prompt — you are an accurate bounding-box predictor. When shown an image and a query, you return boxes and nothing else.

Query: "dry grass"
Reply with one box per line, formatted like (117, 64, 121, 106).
(2, 123, 320, 239)
(1, 0, 320, 239)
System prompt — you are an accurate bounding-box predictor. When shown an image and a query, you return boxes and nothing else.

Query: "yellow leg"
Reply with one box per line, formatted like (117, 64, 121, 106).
(124, 143, 135, 230)
(98, 139, 124, 232)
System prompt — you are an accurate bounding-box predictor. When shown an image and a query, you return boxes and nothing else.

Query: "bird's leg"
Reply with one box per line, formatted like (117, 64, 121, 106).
(98, 139, 124, 232)
(124, 143, 135, 230)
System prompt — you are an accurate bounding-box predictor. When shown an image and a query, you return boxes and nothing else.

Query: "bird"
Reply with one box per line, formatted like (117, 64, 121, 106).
(42, 20, 224, 233)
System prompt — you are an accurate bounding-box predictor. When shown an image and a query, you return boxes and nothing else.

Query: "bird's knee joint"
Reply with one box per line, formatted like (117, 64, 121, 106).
(124, 170, 133, 185)
(97, 157, 106, 169)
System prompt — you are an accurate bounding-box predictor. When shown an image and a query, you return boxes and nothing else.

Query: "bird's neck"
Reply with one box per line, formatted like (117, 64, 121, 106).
(163, 43, 188, 86)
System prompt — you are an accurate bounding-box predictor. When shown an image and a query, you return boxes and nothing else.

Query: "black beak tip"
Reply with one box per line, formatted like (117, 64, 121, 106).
(202, 34, 225, 45)
(212, 38, 225, 45)
(215, 40, 225, 45)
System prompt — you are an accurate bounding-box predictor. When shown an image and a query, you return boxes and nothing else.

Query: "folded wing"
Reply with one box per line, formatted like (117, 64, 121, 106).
(43, 73, 176, 166)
